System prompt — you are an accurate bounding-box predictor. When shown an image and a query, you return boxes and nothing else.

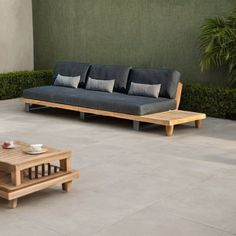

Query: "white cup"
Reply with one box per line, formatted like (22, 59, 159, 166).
(30, 144, 43, 152)
(9, 141, 14, 146)
(3, 140, 14, 148)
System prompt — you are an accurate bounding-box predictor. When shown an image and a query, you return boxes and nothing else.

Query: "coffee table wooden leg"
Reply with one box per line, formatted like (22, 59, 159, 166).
(62, 181, 72, 192)
(11, 170, 21, 186)
(166, 125, 174, 136)
(8, 199, 18, 209)
(195, 120, 202, 128)
(60, 158, 72, 172)
(60, 157, 72, 192)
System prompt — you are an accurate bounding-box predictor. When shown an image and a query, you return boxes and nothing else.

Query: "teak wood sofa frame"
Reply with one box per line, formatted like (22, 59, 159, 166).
(23, 82, 205, 136)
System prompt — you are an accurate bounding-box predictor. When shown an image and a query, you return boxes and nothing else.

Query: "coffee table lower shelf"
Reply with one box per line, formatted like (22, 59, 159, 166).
(0, 170, 80, 209)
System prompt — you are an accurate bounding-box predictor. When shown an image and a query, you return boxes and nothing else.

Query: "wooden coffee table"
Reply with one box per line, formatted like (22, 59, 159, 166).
(0, 141, 80, 208)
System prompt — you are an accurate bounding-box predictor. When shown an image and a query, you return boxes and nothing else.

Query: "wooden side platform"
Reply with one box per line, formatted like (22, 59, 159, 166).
(23, 98, 206, 136)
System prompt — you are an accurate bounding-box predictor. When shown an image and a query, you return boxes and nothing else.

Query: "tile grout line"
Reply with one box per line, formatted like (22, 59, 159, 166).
(171, 212, 236, 235)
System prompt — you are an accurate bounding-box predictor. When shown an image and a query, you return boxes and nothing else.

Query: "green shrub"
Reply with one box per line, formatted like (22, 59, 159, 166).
(181, 83, 236, 119)
(0, 70, 53, 100)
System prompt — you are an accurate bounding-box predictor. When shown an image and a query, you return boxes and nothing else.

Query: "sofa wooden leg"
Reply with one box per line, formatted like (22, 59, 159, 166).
(25, 103, 31, 112)
(80, 112, 86, 120)
(166, 125, 174, 136)
(80, 112, 98, 120)
(195, 120, 202, 128)
(133, 121, 140, 131)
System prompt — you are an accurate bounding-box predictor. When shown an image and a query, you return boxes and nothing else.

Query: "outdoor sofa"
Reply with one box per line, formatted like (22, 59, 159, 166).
(23, 62, 205, 136)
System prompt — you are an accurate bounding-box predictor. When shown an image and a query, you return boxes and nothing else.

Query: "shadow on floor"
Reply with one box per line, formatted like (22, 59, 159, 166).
(0, 188, 64, 210)
(29, 108, 236, 141)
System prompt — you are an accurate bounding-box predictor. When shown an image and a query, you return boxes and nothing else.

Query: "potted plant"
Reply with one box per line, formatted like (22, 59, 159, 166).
(200, 9, 236, 86)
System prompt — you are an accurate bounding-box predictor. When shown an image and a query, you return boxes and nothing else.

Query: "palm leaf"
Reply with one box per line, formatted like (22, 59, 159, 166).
(199, 8, 236, 85)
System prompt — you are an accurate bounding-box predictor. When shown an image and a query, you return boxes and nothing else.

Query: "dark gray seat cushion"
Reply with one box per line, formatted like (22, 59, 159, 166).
(53, 61, 91, 88)
(128, 68, 181, 99)
(23, 86, 176, 115)
(88, 64, 131, 93)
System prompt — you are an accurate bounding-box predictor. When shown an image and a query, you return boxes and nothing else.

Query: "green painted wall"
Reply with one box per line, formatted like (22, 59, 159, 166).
(32, 0, 235, 85)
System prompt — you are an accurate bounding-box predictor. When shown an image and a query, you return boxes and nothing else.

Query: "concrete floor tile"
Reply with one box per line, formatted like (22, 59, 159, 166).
(94, 208, 231, 236)
(0, 99, 236, 236)
(149, 168, 236, 234)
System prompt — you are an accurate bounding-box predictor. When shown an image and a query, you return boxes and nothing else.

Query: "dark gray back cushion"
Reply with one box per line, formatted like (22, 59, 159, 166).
(88, 64, 131, 93)
(53, 61, 91, 88)
(128, 68, 181, 99)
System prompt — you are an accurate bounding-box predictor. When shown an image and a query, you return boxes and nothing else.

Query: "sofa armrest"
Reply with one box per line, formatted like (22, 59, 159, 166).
(175, 82, 183, 110)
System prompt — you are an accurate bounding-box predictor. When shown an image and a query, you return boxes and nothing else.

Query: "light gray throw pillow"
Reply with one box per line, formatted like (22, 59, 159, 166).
(86, 77, 115, 93)
(128, 82, 161, 98)
(54, 74, 81, 88)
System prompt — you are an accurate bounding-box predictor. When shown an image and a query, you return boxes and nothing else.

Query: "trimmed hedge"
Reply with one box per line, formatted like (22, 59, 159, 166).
(0, 70, 53, 100)
(1, 70, 236, 119)
(181, 83, 236, 119)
